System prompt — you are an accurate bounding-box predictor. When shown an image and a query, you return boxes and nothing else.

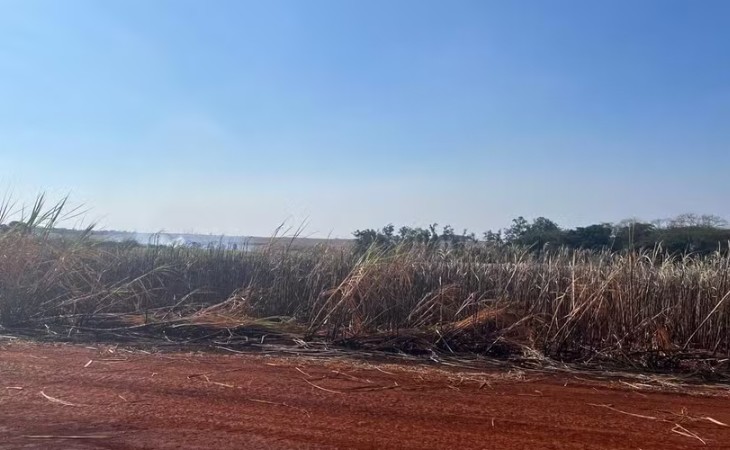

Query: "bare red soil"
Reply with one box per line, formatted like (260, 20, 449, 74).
(1, 341, 729, 449)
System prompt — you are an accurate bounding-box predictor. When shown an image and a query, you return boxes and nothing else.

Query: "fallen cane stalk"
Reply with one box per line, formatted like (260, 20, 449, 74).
(40, 391, 83, 407)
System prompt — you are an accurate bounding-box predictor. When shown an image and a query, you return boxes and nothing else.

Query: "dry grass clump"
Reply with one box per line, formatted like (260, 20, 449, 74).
(302, 246, 730, 364)
(1, 197, 729, 369)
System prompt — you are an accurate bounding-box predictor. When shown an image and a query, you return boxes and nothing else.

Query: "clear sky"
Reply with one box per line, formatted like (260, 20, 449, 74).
(1, 0, 728, 237)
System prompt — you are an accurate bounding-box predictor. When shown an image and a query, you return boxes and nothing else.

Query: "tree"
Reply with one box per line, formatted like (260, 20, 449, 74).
(655, 225, 730, 254)
(530, 217, 560, 234)
(503, 217, 529, 243)
(398, 226, 431, 244)
(668, 213, 727, 229)
(504, 216, 561, 248)
(353, 223, 476, 253)
(563, 224, 613, 250)
(519, 217, 561, 248)
(698, 214, 728, 228)
(352, 228, 381, 253)
(483, 230, 502, 245)
(613, 220, 655, 250)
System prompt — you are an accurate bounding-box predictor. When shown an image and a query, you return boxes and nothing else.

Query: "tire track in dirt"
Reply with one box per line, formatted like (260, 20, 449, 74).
(1, 341, 729, 449)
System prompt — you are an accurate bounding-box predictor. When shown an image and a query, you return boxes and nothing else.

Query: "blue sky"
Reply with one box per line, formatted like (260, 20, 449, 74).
(0, 0, 728, 237)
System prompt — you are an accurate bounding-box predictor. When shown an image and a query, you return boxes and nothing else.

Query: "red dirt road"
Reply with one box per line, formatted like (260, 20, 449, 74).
(1, 341, 729, 449)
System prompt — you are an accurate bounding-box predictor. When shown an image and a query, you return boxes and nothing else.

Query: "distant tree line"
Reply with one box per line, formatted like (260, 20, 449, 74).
(0, 221, 29, 234)
(353, 213, 730, 255)
(352, 224, 477, 253)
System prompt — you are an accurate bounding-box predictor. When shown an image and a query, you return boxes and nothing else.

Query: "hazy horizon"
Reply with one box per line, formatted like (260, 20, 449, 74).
(3, 192, 727, 240)
(2, 0, 728, 238)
